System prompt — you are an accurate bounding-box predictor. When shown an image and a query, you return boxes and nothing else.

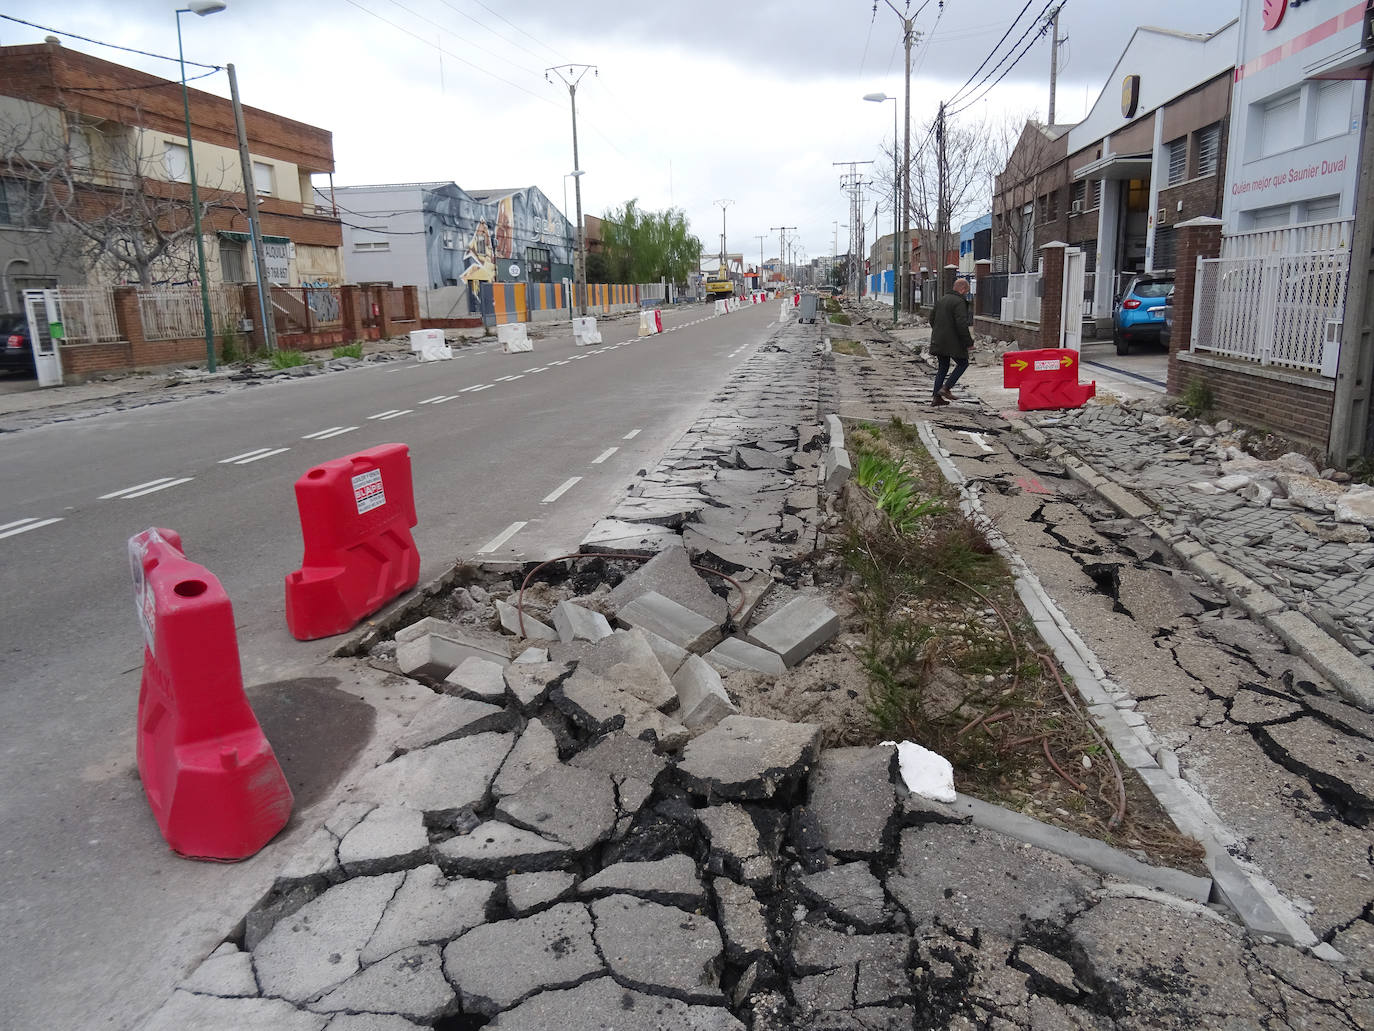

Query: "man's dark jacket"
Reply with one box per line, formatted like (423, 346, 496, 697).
(929, 291, 973, 358)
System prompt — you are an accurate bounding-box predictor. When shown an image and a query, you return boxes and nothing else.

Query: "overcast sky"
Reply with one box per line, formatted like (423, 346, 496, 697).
(1, 0, 1239, 266)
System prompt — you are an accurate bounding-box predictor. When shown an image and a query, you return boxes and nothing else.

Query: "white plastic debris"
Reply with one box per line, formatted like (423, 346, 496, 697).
(882, 740, 956, 803)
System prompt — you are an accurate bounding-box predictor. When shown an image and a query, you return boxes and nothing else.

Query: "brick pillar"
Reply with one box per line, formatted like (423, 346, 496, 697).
(240, 284, 266, 353)
(402, 284, 419, 322)
(973, 259, 991, 316)
(942, 263, 959, 296)
(340, 285, 363, 340)
(1167, 216, 1223, 396)
(376, 286, 396, 338)
(113, 286, 149, 364)
(1039, 241, 1067, 349)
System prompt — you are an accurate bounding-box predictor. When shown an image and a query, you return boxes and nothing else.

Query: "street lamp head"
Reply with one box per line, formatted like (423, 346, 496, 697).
(569, 169, 585, 177)
(184, 0, 227, 14)
(863, 92, 892, 103)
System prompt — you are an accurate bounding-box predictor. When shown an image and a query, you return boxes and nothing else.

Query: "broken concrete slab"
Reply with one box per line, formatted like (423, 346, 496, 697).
(337, 805, 429, 877)
(797, 862, 890, 932)
(443, 902, 604, 1016)
(735, 446, 792, 471)
(355, 733, 514, 818)
(633, 626, 691, 678)
(488, 976, 746, 1030)
(397, 631, 509, 680)
(443, 656, 509, 704)
(495, 764, 619, 851)
(580, 518, 678, 555)
(806, 747, 898, 859)
(502, 661, 567, 713)
(744, 595, 840, 667)
(394, 694, 515, 754)
(361, 864, 496, 964)
(611, 496, 709, 526)
(576, 629, 678, 711)
(308, 944, 455, 1023)
(142, 993, 326, 1031)
(677, 715, 822, 802)
(432, 821, 575, 877)
(514, 646, 548, 664)
(505, 871, 576, 916)
(706, 637, 787, 676)
(495, 599, 558, 642)
(712, 878, 772, 964)
(578, 854, 705, 909)
(569, 732, 669, 790)
(553, 600, 614, 644)
(618, 590, 723, 653)
(590, 894, 724, 1004)
(179, 943, 257, 998)
(672, 654, 740, 731)
(698, 804, 775, 887)
(606, 544, 729, 624)
(554, 667, 689, 750)
(394, 615, 463, 645)
(492, 718, 560, 798)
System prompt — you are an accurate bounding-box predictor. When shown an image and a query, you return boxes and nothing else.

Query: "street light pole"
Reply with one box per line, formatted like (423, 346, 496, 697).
(864, 92, 900, 326)
(176, 0, 226, 372)
(227, 62, 275, 354)
(547, 64, 596, 316)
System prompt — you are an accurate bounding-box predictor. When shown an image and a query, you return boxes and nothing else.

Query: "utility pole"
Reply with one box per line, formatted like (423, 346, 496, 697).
(770, 226, 795, 287)
(935, 102, 948, 308)
(835, 161, 873, 297)
(227, 63, 275, 355)
(753, 234, 766, 287)
(547, 63, 596, 315)
(881, 0, 931, 314)
(1048, 5, 1063, 126)
(714, 199, 733, 271)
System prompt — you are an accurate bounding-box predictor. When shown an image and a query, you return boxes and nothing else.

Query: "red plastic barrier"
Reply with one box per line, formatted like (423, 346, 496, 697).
(286, 443, 420, 640)
(654, 309, 663, 333)
(1001, 348, 1097, 411)
(129, 528, 292, 860)
(793, 292, 800, 307)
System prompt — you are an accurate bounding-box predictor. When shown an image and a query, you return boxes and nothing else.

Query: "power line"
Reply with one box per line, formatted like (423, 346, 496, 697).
(947, 0, 1062, 118)
(381, 0, 542, 77)
(61, 68, 220, 94)
(460, 0, 566, 63)
(0, 13, 221, 70)
(945, 0, 1036, 107)
(432, 0, 551, 68)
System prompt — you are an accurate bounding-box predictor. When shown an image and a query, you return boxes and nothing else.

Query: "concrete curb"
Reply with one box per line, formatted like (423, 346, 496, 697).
(917, 419, 1326, 952)
(1014, 424, 1374, 712)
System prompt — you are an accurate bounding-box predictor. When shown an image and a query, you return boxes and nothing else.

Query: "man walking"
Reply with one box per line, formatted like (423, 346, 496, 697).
(929, 278, 974, 407)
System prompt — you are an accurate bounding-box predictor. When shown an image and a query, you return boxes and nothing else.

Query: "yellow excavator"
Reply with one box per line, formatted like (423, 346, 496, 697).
(704, 264, 734, 300)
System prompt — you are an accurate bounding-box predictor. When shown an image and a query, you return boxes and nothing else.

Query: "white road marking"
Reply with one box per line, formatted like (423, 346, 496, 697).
(541, 477, 582, 504)
(550, 360, 570, 366)
(458, 384, 484, 392)
(959, 430, 995, 453)
(478, 520, 527, 554)
(101, 477, 195, 500)
(0, 517, 63, 540)
(429, 395, 462, 404)
(494, 374, 524, 382)
(525, 367, 547, 373)
(368, 409, 402, 419)
(418, 394, 448, 404)
(100, 477, 175, 499)
(232, 447, 290, 465)
(467, 384, 493, 392)
(305, 425, 359, 440)
(372, 409, 414, 421)
(220, 447, 275, 464)
(591, 447, 618, 465)
(623, 428, 641, 440)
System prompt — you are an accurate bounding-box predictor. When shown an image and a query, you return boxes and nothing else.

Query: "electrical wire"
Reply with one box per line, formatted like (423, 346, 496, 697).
(461, 0, 566, 63)
(947, 1, 1063, 118)
(0, 13, 220, 70)
(945, 0, 1036, 107)
(378, 0, 543, 77)
(434, 0, 552, 66)
(60, 68, 221, 94)
(859, 2, 878, 79)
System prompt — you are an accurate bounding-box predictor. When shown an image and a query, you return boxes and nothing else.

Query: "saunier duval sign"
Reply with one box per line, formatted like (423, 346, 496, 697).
(1262, 0, 1322, 31)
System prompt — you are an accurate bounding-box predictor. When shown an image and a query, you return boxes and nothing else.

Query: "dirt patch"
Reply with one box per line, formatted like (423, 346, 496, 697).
(831, 339, 870, 358)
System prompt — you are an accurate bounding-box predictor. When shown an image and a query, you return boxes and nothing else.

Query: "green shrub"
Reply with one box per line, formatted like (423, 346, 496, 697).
(1179, 377, 1214, 418)
(269, 348, 307, 369)
(218, 326, 244, 365)
(332, 342, 364, 359)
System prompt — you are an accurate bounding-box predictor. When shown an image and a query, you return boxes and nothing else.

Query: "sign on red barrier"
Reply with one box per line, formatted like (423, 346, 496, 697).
(285, 443, 420, 640)
(1001, 348, 1096, 411)
(129, 528, 292, 860)
(653, 308, 663, 333)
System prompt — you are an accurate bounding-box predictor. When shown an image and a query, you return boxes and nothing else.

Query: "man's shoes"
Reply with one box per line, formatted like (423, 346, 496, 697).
(940, 388, 957, 401)
(932, 396, 950, 407)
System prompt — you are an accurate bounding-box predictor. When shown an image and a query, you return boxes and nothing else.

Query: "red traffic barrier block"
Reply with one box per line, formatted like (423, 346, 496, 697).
(129, 528, 292, 860)
(654, 308, 663, 333)
(1001, 348, 1097, 411)
(286, 443, 419, 641)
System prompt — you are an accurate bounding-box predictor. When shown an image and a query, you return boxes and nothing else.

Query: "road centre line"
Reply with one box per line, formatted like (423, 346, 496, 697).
(369, 409, 413, 421)
(418, 394, 448, 404)
(100, 477, 195, 501)
(467, 384, 493, 392)
(458, 385, 484, 393)
(304, 426, 358, 440)
(494, 375, 523, 382)
(591, 447, 618, 465)
(550, 360, 569, 366)
(623, 429, 641, 440)
(524, 367, 547, 373)
(540, 477, 582, 504)
(368, 409, 402, 419)
(220, 447, 275, 464)
(478, 520, 527, 554)
(0, 517, 64, 540)
(231, 447, 290, 465)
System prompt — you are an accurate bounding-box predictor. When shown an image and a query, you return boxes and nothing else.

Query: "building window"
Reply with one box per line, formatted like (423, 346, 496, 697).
(1071, 180, 1086, 213)
(1258, 91, 1301, 157)
(1088, 179, 1102, 210)
(66, 122, 92, 169)
(163, 142, 190, 183)
(353, 240, 390, 252)
(1166, 137, 1187, 186)
(1153, 226, 1176, 270)
(1313, 81, 1353, 143)
(1303, 195, 1341, 222)
(0, 177, 45, 228)
(1247, 204, 1292, 230)
(1196, 122, 1221, 177)
(252, 161, 274, 196)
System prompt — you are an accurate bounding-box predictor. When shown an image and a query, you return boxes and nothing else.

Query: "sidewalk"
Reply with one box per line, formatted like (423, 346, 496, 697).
(133, 310, 1374, 1030)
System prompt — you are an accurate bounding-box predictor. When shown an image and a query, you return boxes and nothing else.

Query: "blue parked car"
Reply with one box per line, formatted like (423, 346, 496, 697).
(1113, 274, 1174, 355)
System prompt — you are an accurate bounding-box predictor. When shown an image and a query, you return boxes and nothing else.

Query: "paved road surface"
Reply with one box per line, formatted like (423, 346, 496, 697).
(0, 300, 779, 1030)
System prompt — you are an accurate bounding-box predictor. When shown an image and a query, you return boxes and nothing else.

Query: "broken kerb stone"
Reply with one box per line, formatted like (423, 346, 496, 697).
(706, 637, 787, 676)
(355, 732, 514, 819)
(797, 862, 891, 932)
(826, 413, 845, 449)
(308, 944, 455, 1023)
(253, 872, 405, 1004)
(577, 628, 678, 711)
(610, 495, 709, 527)
(362, 864, 496, 964)
(444, 902, 604, 1016)
(698, 804, 775, 887)
(514, 646, 548, 664)
(495, 764, 618, 851)
(505, 870, 577, 915)
(554, 666, 690, 750)
(606, 543, 730, 624)
(337, 804, 429, 877)
(394, 615, 464, 645)
(672, 654, 740, 731)
(578, 854, 705, 909)
(580, 517, 679, 555)
(744, 595, 841, 667)
(489, 976, 746, 1030)
(677, 715, 822, 802)
(432, 821, 575, 877)
(590, 894, 724, 1004)
(397, 631, 509, 680)
(495, 599, 558, 642)
(806, 746, 899, 859)
(618, 590, 723, 653)
(393, 694, 515, 754)
(823, 446, 852, 493)
(634, 625, 691, 677)
(444, 656, 508, 703)
(502, 661, 568, 713)
(492, 718, 560, 798)
(553, 600, 615, 644)
(712, 878, 772, 964)
(179, 943, 257, 998)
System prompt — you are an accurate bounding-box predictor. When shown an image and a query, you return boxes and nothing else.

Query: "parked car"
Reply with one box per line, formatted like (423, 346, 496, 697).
(1112, 274, 1174, 355)
(1159, 287, 1174, 352)
(0, 313, 36, 377)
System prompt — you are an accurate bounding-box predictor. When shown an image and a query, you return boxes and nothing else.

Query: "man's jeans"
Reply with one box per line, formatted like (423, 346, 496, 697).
(933, 355, 969, 397)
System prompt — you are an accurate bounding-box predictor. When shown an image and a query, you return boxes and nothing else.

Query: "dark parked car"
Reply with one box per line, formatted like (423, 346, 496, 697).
(0, 313, 36, 377)
(1112, 274, 1174, 355)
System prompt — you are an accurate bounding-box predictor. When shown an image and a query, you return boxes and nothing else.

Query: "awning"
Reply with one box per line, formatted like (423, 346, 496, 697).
(217, 231, 290, 244)
(1071, 153, 1152, 182)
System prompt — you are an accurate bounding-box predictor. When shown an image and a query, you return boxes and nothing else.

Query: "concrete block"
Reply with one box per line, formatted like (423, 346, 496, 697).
(552, 601, 614, 644)
(826, 413, 845, 450)
(515, 646, 549, 664)
(744, 595, 840, 667)
(495, 599, 558, 641)
(394, 616, 462, 645)
(618, 590, 723, 652)
(606, 543, 728, 624)
(706, 637, 786, 676)
(444, 656, 508, 703)
(635, 626, 690, 678)
(672, 654, 739, 731)
(397, 632, 509, 681)
(823, 446, 851, 493)
(580, 519, 678, 555)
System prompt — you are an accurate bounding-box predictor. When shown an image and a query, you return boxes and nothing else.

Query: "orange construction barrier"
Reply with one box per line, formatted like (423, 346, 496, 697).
(285, 443, 420, 640)
(129, 528, 292, 860)
(1002, 348, 1096, 411)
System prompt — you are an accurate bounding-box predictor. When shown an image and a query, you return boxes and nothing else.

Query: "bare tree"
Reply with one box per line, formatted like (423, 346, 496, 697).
(992, 114, 1060, 274)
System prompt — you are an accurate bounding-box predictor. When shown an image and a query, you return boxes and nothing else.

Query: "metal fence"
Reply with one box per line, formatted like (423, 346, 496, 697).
(137, 286, 247, 341)
(1001, 271, 1041, 324)
(1221, 217, 1353, 260)
(1192, 248, 1348, 375)
(54, 287, 120, 344)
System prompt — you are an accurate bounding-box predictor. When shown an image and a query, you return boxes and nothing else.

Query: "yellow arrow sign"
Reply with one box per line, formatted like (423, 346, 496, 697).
(1061, 355, 1075, 368)
(1011, 359, 1028, 371)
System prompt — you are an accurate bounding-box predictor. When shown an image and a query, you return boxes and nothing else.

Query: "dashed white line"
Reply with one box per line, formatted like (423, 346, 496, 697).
(550, 360, 570, 366)
(369, 409, 414, 421)
(468, 384, 493, 393)
(541, 477, 582, 504)
(591, 447, 618, 465)
(220, 447, 289, 465)
(623, 428, 641, 440)
(494, 375, 524, 382)
(959, 430, 995, 453)
(304, 425, 359, 440)
(0, 517, 64, 540)
(525, 366, 547, 373)
(100, 477, 194, 500)
(478, 520, 527, 554)
(418, 394, 448, 404)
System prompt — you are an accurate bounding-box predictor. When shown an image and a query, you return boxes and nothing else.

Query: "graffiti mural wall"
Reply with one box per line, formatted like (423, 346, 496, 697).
(422, 185, 574, 312)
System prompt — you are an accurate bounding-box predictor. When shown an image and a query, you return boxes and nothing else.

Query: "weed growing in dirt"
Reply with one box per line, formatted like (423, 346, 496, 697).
(831, 339, 870, 357)
(219, 326, 245, 364)
(332, 342, 364, 359)
(829, 312, 852, 326)
(1178, 377, 1214, 418)
(269, 349, 308, 369)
